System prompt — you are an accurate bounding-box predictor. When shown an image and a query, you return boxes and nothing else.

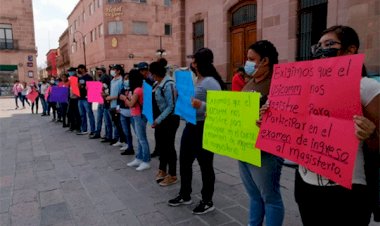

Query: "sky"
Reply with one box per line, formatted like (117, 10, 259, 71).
(33, 0, 79, 68)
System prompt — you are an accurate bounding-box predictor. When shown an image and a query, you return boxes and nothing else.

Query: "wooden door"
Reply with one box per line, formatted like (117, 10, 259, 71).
(230, 23, 256, 81)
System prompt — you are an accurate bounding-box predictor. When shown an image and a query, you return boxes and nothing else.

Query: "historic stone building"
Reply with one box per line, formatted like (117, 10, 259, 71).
(0, 0, 37, 95)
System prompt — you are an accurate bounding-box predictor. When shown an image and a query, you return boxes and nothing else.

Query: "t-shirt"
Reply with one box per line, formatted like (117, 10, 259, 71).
(299, 77, 380, 186)
(78, 74, 93, 99)
(232, 73, 245, 91)
(195, 77, 221, 121)
(130, 87, 143, 116)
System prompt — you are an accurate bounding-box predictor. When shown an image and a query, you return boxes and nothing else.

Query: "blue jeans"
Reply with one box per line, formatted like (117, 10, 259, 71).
(78, 99, 95, 133)
(39, 94, 48, 114)
(120, 114, 133, 150)
(103, 108, 112, 139)
(239, 153, 284, 226)
(131, 115, 150, 163)
(95, 104, 104, 136)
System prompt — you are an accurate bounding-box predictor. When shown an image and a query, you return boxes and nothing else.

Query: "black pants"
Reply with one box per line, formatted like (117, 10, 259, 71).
(179, 121, 215, 202)
(157, 115, 180, 176)
(294, 170, 371, 226)
(48, 102, 57, 119)
(31, 97, 39, 113)
(60, 103, 68, 126)
(110, 109, 125, 142)
(68, 98, 81, 131)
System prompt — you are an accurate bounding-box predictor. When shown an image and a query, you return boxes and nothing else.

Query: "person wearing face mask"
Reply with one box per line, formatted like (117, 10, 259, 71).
(39, 79, 50, 116)
(117, 72, 134, 155)
(232, 67, 247, 91)
(76, 64, 95, 136)
(239, 40, 284, 226)
(29, 82, 40, 114)
(105, 64, 126, 147)
(168, 48, 226, 215)
(67, 67, 81, 133)
(294, 25, 380, 226)
(90, 67, 112, 139)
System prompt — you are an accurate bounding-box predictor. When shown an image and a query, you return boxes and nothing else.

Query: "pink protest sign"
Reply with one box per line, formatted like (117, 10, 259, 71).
(69, 76, 80, 97)
(87, 81, 103, 104)
(256, 54, 365, 189)
(26, 90, 39, 103)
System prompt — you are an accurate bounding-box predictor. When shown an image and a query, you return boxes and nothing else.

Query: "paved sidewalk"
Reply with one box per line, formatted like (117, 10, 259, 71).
(0, 98, 375, 226)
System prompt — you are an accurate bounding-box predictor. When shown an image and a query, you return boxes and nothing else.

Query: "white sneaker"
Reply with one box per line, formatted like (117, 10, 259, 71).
(120, 144, 129, 151)
(112, 141, 125, 147)
(127, 159, 142, 167)
(136, 162, 151, 171)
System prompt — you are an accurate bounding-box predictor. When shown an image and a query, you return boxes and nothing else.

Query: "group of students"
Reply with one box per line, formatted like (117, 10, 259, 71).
(15, 25, 379, 225)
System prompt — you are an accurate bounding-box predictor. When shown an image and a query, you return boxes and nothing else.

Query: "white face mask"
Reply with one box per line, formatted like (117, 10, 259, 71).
(110, 70, 116, 77)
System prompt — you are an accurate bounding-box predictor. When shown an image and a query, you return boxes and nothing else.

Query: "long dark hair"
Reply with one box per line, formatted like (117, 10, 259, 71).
(248, 40, 279, 71)
(128, 69, 143, 93)
(149, 61, 166, 78)
(193, 48, 226, 90)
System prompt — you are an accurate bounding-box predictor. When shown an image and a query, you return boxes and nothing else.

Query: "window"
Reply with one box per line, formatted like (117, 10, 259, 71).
(84, 35, 88, 45)
(193, 20, 204, 52)
(232, 4, 257, 27)
(91, 29, 96, 42)
(164, 0, 171, 7)
(297, 0, 327, 61)
(108, 0, 121, 3)
(132, 21, 148, 35)
(108, 21, 123, 34)
(97, 0, 102, 7)
(164, 24, 172, 36)
(78, 16, 81, 27)
(0, 24, 13, 49)
(89, 3, 94, 15)
(82, 12, 86, 22)
(131, 0, 147, 3)
(99, 24, 104, 37)
(74, 20, 78, 31)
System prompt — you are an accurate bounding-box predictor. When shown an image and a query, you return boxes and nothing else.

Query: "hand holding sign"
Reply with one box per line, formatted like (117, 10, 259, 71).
(174, 70, 196, 124)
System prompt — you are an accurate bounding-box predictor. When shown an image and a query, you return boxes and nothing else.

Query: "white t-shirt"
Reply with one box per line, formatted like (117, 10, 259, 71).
(299, 77, 380, 186)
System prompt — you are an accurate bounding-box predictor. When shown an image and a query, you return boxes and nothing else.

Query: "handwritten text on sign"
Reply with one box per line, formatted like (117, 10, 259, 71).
(256, 54, 364, 189)
(203, 91, 261, 166)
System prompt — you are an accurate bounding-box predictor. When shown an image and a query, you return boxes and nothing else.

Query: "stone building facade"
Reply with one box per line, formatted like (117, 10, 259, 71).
(0, 0, 37, 95)
(56, 28, 70, 75)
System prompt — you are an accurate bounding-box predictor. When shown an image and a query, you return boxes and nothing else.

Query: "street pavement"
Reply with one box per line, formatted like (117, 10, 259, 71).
(0, 98, 376, 226)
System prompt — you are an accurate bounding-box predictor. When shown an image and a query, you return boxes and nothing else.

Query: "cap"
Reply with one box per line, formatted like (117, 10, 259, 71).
(96, 66, 106, 72)
(111, 64, 123, 71)
(67, 67, 77, 72)
(77, 64, 86, 70)
(136, 62, 149, 70)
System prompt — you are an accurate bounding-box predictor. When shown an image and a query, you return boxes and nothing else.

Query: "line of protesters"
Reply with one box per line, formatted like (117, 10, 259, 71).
(16, 25, 380, 225)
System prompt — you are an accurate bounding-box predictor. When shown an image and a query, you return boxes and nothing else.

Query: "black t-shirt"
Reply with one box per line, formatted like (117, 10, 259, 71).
(78, 74, 93, 99)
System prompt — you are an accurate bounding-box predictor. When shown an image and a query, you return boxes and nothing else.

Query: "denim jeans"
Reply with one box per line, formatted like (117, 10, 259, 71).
(95, 104, 104, 136)
(103, 108, 112, 139)
(239, 153, 284, 226)
(40, 94, 48, 114)
(78, 99, 95, 133)
(120, 114, 133, 150)
(131, 115, 150, 163)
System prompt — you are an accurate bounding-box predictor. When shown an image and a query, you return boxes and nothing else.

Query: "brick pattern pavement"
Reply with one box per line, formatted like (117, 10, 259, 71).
(0, 98, 376, 226)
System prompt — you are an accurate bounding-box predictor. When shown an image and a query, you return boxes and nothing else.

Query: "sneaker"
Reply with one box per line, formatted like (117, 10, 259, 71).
(89, 132, 95, 136)
(120, 149, 134, 155)
(192, 200, 215, 215)
(89, 134, 100, 139)
(76, 131, 88, 135)
(127, 159, 142, 167)
(112, 141, 125, 147)
(155, 170, 167, 181)
(159, 175, 178, 187)
(136, 162, 151, 171)
(101, 138, 112, 143)
(151, 151, 160, 158)
(119, 144, 129, 151)
(168, 195, 193, 207)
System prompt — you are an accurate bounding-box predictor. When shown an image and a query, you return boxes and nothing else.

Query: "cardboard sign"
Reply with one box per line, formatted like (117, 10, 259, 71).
(256, 54, 365, 189)
(50, 87, 68, 103)
(87, 81, 103, 103)
(203, 91, 261, 166)
(26, 90, 39, 103)
(174, 70, 196, 124)
(142, 81, 153, 124)
(69, 76, 80, 97)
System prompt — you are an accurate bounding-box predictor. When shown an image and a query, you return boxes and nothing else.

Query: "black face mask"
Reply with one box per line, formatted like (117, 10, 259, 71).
(312, 48, 340, 59)
(189, 63, 197, 75)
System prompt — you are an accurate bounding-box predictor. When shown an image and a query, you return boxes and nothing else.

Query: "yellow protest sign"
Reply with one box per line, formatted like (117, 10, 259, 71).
(203, 91, 261, 166)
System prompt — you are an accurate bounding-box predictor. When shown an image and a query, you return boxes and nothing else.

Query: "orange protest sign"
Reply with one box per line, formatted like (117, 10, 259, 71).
(256, 54, 365, 189)
(69, 76, 80, 97)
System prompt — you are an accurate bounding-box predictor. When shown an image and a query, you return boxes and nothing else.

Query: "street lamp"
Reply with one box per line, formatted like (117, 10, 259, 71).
(72, 31, 87, 67)
(156, 36, 166, 58)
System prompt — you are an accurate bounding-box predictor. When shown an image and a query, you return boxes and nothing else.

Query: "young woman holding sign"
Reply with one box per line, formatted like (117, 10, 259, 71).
(167, 48, 225, 215)
(295, 25, 380, 226)
(240, 40, 285, 226)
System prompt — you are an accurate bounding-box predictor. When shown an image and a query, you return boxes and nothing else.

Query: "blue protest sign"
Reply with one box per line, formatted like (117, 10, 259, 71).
(50, 87, 68, 103)
(142, 81, 154, 124)
(174, 70, 196, 125)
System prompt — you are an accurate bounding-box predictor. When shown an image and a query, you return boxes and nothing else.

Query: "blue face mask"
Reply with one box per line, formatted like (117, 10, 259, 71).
(123, 80, 129, 90)
(68, 71, 75, 76)
(244, 60, 256, 76)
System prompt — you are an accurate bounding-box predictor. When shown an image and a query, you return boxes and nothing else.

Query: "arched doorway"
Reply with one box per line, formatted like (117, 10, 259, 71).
(229, 1, 257, 81)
